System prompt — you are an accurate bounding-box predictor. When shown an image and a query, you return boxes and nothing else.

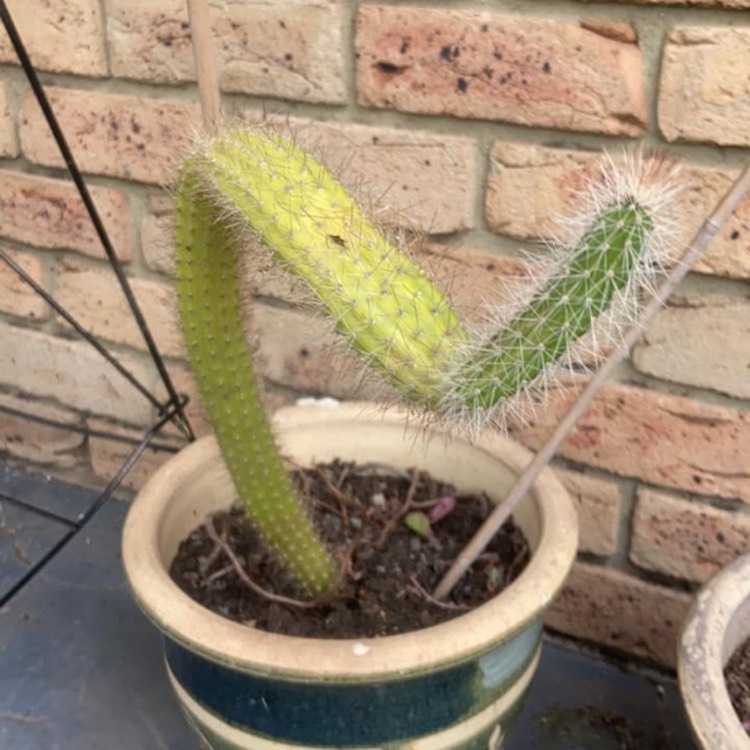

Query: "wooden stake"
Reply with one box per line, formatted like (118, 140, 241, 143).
(434, 163, 750, 601)
(187, 0, 222, 133)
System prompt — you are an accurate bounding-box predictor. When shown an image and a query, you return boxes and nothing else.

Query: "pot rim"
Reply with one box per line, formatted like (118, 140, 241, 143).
(678, 552, 750, 750)
(122, 402, 578, 680)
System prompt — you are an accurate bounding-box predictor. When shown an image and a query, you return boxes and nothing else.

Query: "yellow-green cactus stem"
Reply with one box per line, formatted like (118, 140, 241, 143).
(175, 162, 337, 595)
(201, 128, 467, 407)
(448, 200, 655, 413)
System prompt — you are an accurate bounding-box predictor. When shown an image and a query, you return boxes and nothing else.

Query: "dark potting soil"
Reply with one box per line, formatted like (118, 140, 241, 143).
(725, 635, 750, 736)
(169, 460, 530, 638)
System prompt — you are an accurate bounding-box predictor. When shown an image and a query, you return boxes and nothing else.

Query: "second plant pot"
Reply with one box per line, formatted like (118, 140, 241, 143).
(122, 402, 578, 750)
(679, 553, 750, 750)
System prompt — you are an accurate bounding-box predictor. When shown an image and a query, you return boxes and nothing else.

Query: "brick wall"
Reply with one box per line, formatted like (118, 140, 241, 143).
(0, 0, 748, 667)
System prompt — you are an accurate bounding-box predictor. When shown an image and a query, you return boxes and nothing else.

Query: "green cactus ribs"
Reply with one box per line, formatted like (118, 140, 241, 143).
(451, 200, 654, 412)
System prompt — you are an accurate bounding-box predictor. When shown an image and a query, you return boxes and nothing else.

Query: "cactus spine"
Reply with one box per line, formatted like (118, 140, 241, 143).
(175, 128, 674, 594)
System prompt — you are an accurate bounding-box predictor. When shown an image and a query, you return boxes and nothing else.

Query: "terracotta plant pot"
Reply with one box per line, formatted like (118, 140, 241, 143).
(122, 402, 578, 750)
(679, 553, 750, 750)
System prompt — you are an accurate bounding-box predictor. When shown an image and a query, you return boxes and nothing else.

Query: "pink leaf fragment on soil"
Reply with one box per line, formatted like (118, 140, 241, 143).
(429, 495, 457, 524)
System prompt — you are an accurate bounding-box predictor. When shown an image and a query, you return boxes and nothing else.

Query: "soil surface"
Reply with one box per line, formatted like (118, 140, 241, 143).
(170, 460, 530, 638)
(725, 635, 750, 736)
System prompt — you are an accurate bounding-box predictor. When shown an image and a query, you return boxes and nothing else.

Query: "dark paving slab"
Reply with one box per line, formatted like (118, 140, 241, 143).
(511, 640, 698, 749)
(0, 499, 71, 601)
(0, 464, 99, 523)
(0, 466, 698, 750)
(0, 498, 198, 750)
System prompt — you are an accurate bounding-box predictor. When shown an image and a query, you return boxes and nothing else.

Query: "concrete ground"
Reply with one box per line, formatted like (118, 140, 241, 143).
(0, 463, 698, 750)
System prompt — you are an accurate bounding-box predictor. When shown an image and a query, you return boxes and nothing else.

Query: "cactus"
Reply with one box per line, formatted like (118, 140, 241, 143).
(175, 129, 676, 595)
(200, 129, 467, 406)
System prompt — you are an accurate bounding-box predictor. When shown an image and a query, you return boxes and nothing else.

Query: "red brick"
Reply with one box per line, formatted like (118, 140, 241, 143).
(55, 261, 185, 358)
(87, 418, 184, 492)
(517, 383, 750, 503)
(659, 27, 750, 147)
(633, 295, 750, 400)
(106, 0, 345, 104)
(0, 249, 50, 321)
(0, 170, 132, 262)
(0, 392, 84, 468)
(546, 562, 691, 667)
(0, 322, 155, 424)
(140, 213, 174, 275)
(356, 6, 646, 136)
(251, 303, 369, 400)
(0, 0, 107, 76)
(556, 469, 622, 556)
(631, 488, 750, 583)
(485, 143, 750, 280)
(578, 20, 637, 44)
(19, 88, 200, 185)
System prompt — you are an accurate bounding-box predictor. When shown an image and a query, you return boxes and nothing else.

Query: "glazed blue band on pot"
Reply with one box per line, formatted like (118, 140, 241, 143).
(163, 619, 542, 746)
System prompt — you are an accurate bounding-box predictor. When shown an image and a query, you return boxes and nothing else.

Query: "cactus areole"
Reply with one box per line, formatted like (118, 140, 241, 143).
(174, 128, 670, 595)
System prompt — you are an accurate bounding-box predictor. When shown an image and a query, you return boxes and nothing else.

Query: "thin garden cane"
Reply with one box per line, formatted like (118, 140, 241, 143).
(434, 163, 750, 600)
(186, 0, 222, 132)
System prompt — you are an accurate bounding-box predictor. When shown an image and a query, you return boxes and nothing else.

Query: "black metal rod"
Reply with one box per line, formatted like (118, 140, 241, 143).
(75, 404, 186, 528)
(0, 0, 194, 441)
(0, 493, 78, 528)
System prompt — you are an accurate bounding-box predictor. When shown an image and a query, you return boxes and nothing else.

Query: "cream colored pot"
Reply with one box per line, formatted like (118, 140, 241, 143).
(122, 402, 578, 750)
(679, 553, 750, 750)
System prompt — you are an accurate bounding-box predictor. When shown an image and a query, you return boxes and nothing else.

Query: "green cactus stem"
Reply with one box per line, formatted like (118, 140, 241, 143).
(446, 200, 655, 414)
(175, 124, 670, 594)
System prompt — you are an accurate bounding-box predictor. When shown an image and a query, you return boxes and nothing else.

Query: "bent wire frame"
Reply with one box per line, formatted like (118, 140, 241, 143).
(0, 0, 197, 601)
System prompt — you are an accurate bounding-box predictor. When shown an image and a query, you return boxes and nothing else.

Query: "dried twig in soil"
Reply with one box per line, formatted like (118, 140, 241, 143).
(205, 519, 319, 610)
(377, 469, 421, 547)
(407, 576, 470, 612)
(312, 466, 355, 525)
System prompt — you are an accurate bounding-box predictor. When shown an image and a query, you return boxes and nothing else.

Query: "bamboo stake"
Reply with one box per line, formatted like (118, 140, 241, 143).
(187, 0, 222, 132)
(434, 163, 750, 601)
